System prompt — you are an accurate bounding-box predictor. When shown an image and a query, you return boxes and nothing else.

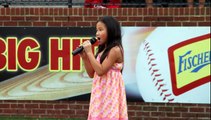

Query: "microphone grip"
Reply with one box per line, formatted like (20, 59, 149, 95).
(72, 46, 84, 56)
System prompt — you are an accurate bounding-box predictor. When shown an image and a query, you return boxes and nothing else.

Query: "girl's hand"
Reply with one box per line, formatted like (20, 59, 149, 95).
(82, 40, 92, 54)
(79, 50, 87, 60)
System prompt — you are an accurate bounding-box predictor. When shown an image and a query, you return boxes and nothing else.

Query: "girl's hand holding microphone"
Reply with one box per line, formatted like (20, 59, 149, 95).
(79, 40, 92, 60)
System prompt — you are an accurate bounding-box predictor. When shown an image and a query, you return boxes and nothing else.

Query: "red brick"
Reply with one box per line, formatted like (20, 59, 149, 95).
(0, 16, 10, 21)
(25, 8, 30, 15)
(63, 8, 68, 15)
(115, 16, 127, 21)
(32, 110, 46, 114)
(158, 107, 173, 112)
(84, 16, 98, 21)
(25, 104, 39, 109)
(198, 22, 211, 26)
(136, 111, 150, 117)
(55, 17, 68, 21)
(132, 8, 138, 16)
(26, 16, 39, 21)
(167, 22, 182, 26)
(206, 7, 210, 15)
(11, 16, 24, 21)
(18, 22, 32, 26)
(137, 8, 143, 15)
(17, 109, 31, 115)
(5, 8, 11, 15)
(102, 8, 108, 15)
(143, 106, 158, 111)
(0, 8, 6, 15)
(29, 8, 35, 15)
(3, 109, 17, 114)
(62, 22, 77, 26)
(47, 110, 61, 115)
(129, 17, 143, 21)
(68, 16, 83, 21)
(112, 8, 118, 16)
(53, 8, 60, 16)
(54, 104, 68, 109)
(76, 110, 88, 115)
(69, 105, 82, 110)
(48, 8, 54, 15)
(122, 22, 136, 26)
(179, 8, 185, 15)
(190, 17, 205, 21)
(33, 22, 47, 26)
(128, 111, 135, 116)
(206, 108, 210, 112)
(166, 112, 181, 117)
(182, 22, 197, 26)
(151, 112, 165, 117)
(136, 22, 151, 26)
(87, 8, 94, 16)
(182, 113, 197, 117)
(174, 17, 189, 21)
(61, 110, 75, 115)
(48, 22, 62, 26)
(117, 8, 123, 16)
(40, 16, 53, 21)
(151, 22, 166, 26)
(39, 104, 53, 109)
(144, 17, 158, 21)
(0, 104, 10, 108)
(159, 17, 173, 21)
(83, 105, 89, 110)
(11, 8, 15, 15)
(77, 22, 91, 26)
(158, 8, 164, 16)
(174, 107, 188, 112)
(190, 107, 205, 112)
(79, 8, 83, 15)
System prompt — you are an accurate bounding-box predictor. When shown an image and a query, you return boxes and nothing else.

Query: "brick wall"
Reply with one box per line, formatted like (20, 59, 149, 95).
(0, 7, 210, 120)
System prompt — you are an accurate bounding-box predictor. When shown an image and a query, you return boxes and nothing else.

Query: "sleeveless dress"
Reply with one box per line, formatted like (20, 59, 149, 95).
(88, 55, 128, 120)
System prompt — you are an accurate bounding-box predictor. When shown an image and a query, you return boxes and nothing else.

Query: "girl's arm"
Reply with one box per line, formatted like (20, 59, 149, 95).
(84, 44, 122, 76)
(80, 51, 95, 78)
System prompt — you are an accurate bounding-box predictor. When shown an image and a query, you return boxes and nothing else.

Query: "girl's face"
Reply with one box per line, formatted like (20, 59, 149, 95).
(96, 21, 107, 45)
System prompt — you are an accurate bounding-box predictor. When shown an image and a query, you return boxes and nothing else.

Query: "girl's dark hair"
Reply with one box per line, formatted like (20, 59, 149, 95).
(95, 16, 123, 64)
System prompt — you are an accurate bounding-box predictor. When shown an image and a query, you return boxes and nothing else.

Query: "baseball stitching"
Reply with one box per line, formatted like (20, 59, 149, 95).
(144, 42, 174, 102)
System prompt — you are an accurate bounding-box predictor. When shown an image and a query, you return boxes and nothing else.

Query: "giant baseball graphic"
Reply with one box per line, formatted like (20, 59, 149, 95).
(136, 27, 210, 103)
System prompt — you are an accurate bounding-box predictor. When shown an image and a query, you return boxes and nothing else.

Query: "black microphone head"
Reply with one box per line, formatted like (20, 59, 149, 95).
(90, 37, 97, 44)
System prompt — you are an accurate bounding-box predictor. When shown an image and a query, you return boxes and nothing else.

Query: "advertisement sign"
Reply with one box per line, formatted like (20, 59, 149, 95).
(0, 27, 210, 103)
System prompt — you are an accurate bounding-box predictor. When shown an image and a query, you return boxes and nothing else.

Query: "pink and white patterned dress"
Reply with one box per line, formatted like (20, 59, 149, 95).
(88, 55, 128, 120)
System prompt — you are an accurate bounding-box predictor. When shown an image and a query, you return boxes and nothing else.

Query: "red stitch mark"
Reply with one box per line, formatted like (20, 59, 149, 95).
(147, 53, 154, 60)
(155, 74, 161, 77)
(168, 98, 175, 102)
(151, 69, 159, 76)
(158, 84, 165, 91)
(148, 58, 155, 65)
(163, 94, 172, 101)
(149, 64, 157, 71)
(144, 42, 149, 50)
(155, 79, 164, 86)
(146, 49, 152, 55)
(160, 89, 167, 96)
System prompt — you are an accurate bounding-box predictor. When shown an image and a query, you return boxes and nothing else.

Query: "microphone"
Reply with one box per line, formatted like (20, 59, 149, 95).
(72, 37, 97, 56)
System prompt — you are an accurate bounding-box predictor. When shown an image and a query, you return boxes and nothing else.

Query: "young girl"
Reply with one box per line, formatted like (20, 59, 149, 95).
(80, 16, 128, 120)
